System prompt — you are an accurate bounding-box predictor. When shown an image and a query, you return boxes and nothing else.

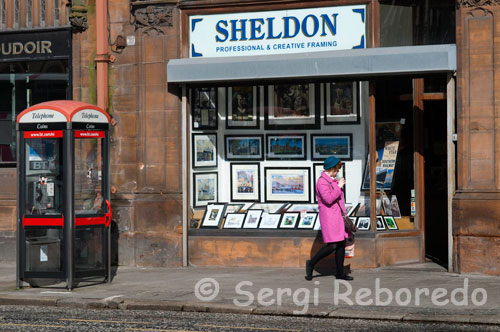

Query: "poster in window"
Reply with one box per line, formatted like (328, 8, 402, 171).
(200, 203, 226, 228)
(226, 86, 259, 129)
(225, 135, 264, 161)
(191, 87, 218, 130)
(311, 134, 352, 161)
(266, 134, 306, 160)
(192, 133, 217, 168)
(325, 82, 359, 124)
(230, 163, 260, 202)
(265, 167, 310, 202)
(193, 172, 218, 208)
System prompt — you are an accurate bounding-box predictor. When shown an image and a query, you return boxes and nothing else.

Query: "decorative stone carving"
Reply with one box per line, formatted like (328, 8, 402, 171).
(458, 0, 500, 7)
(131, 3, 174, 35)
(67, 0, 88, 32)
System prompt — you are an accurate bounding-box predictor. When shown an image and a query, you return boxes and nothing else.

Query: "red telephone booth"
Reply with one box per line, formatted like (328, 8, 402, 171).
(16, 101, 111, 289)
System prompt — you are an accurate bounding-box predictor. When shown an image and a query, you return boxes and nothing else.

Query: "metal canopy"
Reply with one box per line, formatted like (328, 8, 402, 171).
(167, 44, 456, 84)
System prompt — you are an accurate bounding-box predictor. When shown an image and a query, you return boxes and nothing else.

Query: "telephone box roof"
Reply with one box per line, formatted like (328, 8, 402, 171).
(17, 100, 110, 124)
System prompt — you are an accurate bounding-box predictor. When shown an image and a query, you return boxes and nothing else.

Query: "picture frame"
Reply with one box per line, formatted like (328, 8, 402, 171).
(324, 81, 360, 124)
(243, 209, 263, 229)
(259, 213, 282, 229)
(279, 212, 300, 229)
(298, 212, 318, 229)
(226, 86, 259, 129)
(248, 203, 285, 213)
(286, 203, 319, 213)
(224, 203, 245, 216)
(311, 134, 353, 161)
(376, 216, 386, 231)
(384, 216, 399, 230)
(193, 172, 218, 208)
(356, 217, 371, 231)
(354, 194, 370, 217)
(264, 167, 311, 203)
(313, 163, 346, 203)
(225, 135, 264, 161)
(191, 87, 218, 130)
(192, 133, 217, 168)
(390, 195, 402, 218)
(223, 213, 246, 229)
(230, 163, 260, 202)
(265, 83, 320, 130)
(266, 134, 307, 160)
(200, 203, 226, 228)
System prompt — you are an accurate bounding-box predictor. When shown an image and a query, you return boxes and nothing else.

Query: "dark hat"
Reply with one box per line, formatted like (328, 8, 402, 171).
(323, 156, 341, 170)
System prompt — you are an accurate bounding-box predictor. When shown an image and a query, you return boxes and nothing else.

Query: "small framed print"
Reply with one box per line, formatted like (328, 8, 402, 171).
(349, 217, 357, 229)
(357, 217, 371, 231)
(230, 163, 260, 202)
(192, 133, 217, 168)
(376, 216, 386, 231)
(298, 212, 318, 229)
(200, 203, 226, 228)
(384, 216, 399, 230)
(311, 134, 353, 161)
(193, 172, 218, 208)
(324, 81, 360, 124)
(248, 203, 285, 213)
(313, 163, 346, 203)
(266, 134, 307, 160)
(265, 167, 310, 203)
(265, 83, 320, 130)
(259, 213, 282, 229)
(243, 209, 263, 229)
(224, 203, 245, 216)
(191, 87, 218, 130)
(226, 86, 259, 129)
(223, 213, 246, 229)
(280, 212, 300, 229)
(225, 135, 264, 161)
(286, 204, 319, 213)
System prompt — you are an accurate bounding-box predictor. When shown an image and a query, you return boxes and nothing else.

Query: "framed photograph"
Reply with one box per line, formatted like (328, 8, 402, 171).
(248, 203, 285, 213)
(200, 203, 226, 228)
(313, 163, 346, 203)
(224, 203, 245, 216)
(230, 163, 260, 202)
(265, 167, 310, 203)
(193, 172, 218, 208)
(225, 135, 264, 161)
(191, 87, 218, 130)
(223, 213, 246, 229)
(390, 195, 402, 218)
(384, 216, 399, 230)
(192, 133, 217, 168)
(376, 216, 386, 231)
(265, 83, 320, 130)
(259, 213, 282, 229)
(311, 134, 353, 161)
(243, 209, 263, 229)
(324, 81, 360, 124)
(286, 203, 319, 213)
(226, 86, 259, 129)
(266, 134, 306, 160)
(354, 194, 370, 217)
(298, 212, 318, 229)
(279, 212, 300, 229)
(356, 217, 371, 231)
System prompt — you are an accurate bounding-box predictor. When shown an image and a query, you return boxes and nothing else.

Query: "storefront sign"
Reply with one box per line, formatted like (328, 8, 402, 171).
(0, 29, 71, 61)
(18, 109, 67, 123)
(189, 5, 366, 58)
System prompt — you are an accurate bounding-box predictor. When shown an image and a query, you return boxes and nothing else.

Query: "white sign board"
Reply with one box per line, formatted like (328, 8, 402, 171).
(18, 109, 67, 123)
(189, 5, 366, 58)
(71, 109, 109, 123)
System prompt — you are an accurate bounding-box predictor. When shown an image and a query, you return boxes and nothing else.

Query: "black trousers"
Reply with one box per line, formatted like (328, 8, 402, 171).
(309, 240, 346, 277)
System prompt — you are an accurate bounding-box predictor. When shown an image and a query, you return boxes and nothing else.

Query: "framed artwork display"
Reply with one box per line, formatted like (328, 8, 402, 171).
(298, 212, 318, 229)
(225, 135, 264, 161)
(356, 217, 371, 231)
(192, 133, 217, 168)
(248, 203, 285, 213)
(266, 134, 306, 160)
(230, 163, 260, 202)
(311, 134, 353, 161)
(193, 172, 218, 208)
(279, 212, 300, 229)
(224, 203, 245, 216)
(313, 163, 346, 203)
(259, 213, 282, 229)
(324, 81, 360, 124)
(226, 86, 259, 129)
(223, 213, 246, 229)
(286, 204, 319, 213)
(265, 83, 320, 130)
(354, 194, 370, 217)
(191, 87, 218, 130)
(376, 216, 386, 231)
(384, 216, 399, 230)
(200, 203, 226, 228)
(243, 209, 263, 229)
(264, 167, 310, 203)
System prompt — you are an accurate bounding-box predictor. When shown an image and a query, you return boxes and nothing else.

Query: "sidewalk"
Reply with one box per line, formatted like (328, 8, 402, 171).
(0, 262, 500, 325)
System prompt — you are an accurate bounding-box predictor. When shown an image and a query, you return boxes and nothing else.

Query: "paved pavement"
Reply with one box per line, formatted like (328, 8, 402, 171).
(0, 262, 499, 325)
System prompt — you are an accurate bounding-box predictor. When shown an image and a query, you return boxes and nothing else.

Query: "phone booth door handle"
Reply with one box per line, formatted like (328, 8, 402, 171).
(105, 200, 112, 227)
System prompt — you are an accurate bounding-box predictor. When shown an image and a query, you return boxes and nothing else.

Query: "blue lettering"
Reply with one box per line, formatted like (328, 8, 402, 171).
(215, 20, 229, 42)
(249, 18, 265, 40)
(266, 17, 282, 39)
(230, 19, 248, 41)
(283, 16, 300, 39)
(320, 14, 338, 36)
(302, 15, 319, 37)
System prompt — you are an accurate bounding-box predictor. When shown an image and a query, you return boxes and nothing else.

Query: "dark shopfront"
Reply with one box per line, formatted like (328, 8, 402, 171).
(167, 2, 458, 270)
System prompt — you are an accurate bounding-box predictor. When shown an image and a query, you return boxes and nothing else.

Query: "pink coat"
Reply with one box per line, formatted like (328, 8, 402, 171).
(316, 172, 348, 243)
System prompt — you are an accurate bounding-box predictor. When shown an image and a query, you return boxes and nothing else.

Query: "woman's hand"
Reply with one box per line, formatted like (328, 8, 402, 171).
(338, 178, 346, 188)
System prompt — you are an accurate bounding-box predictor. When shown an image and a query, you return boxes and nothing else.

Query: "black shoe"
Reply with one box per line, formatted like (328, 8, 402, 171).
(305, 260, 313, 280)
(336, 275, 353, 281)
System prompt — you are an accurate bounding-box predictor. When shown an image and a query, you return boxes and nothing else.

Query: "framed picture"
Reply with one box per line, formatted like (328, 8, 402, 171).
(191, 87, 218, 130)
(248, 203, 285, 213)
(223, 213, 246, 229)
(230, 163, 260, 202)
(354, 194, 370, 217)
(225, 135, 264, 161)
(226, 86, 259, 129)
(193, 172, 218, 208)
(356, 217, 371, 231)
(376, 216, 386, 231)
(311, 134, 353, 161)
(280, 212, 300, 229)
(265, 83, 320, 130)
(324, 81, 360, 124)
(259, 213, 282, 229)
(224, 203, 245, 216)
(243, 209, 263, 229)
(192, 133, 217, 168)
(266, 134, 306, 160)
(390, 195, 402, 218)
(298, 212, 318, 229)
(384, 216, 399, 230)
(313, 163, 346, 202)
(286, 203, 319, 213)
(265, 167, 310, 203)
(200, 203, 226, 228)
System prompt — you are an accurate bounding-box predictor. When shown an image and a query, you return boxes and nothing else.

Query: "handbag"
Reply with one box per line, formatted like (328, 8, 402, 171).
(338, 201, 357, 233)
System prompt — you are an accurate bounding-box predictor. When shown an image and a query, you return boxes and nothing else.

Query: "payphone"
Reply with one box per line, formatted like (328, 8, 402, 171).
(16, 100, 111, 289)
